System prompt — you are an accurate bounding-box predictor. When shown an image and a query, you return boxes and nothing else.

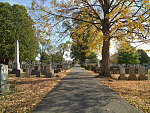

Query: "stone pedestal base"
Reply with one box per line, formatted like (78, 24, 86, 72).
(138, 76, 148, 80)
(128, 75, 137, 80)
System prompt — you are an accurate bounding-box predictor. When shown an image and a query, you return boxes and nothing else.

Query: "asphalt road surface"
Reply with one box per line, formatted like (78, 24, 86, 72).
(32, 65, 141, 113)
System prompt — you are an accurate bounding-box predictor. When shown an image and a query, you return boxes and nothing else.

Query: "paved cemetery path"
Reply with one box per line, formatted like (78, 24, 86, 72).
(32, 65, 141, 113)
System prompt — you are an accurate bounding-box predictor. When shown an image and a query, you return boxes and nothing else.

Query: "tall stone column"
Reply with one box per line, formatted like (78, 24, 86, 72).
(13, 40, 21, 77)
(14, 40, 20, 70)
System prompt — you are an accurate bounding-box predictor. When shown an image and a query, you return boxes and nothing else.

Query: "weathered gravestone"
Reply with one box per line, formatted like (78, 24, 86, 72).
(34, 66, 41, 77)
(36, 70, 41, 78)
(44, 63, 52, 78)
(40, 65, 44, 75)
(118, 66, 127, 80)
(128, 66, 138, 80)
(31, 65, 40, 76)
(26, 66, 31, 78)
(0, 64, 9, 94)
(138, 66, 148, 80)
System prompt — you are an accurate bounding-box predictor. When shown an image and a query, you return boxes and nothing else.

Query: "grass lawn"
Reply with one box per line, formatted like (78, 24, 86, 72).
(87, 70, 150, 113)
(0, 69, 71, 113)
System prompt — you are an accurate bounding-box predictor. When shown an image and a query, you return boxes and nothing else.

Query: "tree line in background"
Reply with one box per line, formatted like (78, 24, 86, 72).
(39, 40, 71, 64)
(110, 44, 150, 65)
(0, 2, 39, 64)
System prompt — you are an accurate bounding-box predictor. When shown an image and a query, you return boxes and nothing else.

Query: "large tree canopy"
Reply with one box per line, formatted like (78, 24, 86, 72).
(0, 2, 39, 64)
(30, 0, 150, 76)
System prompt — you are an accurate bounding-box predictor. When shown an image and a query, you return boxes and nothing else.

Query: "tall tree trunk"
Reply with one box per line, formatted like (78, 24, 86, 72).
(100, 0, 110, 77)
(99, 40, 111, 77)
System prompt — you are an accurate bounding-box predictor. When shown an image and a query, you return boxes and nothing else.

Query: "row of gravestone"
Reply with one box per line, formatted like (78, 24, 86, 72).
(109, 67, 149, 74)
(10, 63, 72, 77)
(25, 64, 52, 78)
(25, 63, 63, 78)
(90, 65, 148, 80)
(0, 63, 72, 94)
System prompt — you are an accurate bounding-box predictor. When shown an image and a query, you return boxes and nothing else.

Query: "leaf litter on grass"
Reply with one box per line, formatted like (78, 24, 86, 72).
(86, 70, 150, 113)
(0, 69, 71, 113)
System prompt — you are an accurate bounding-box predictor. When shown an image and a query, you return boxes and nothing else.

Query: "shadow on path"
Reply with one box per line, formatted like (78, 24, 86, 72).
(32, 66, 141, 113)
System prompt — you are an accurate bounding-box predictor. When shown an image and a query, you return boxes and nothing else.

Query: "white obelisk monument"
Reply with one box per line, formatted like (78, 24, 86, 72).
(14, 40, 20, 70)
